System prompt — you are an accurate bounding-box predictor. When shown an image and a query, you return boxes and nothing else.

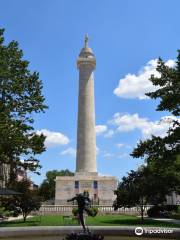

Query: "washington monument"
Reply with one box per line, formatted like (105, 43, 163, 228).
(55, 36, 117, 205)
(76, 35, 97, 174)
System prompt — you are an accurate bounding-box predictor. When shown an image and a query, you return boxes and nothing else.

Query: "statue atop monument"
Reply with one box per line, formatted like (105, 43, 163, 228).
(84, 34, 89, 48)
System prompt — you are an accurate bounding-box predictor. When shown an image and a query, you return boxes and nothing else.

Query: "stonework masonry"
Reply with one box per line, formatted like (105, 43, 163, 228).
(55, 36, 117, 205)
(55, 174, 117, 205)
(76, 40, 97, 173)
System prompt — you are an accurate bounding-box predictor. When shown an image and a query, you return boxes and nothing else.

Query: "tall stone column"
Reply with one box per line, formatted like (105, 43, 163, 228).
(76, 36, 97, 174)
(55, 36, 117, 205)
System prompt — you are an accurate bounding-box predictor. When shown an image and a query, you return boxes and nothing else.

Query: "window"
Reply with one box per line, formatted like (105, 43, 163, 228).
(75, 181, 79, 189)
(93, 181, 98, 189)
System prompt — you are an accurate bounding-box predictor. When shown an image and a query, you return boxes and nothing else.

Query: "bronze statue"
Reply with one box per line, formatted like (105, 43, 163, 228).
(67, 191, 93, 232)
(65, 191, 104, 240)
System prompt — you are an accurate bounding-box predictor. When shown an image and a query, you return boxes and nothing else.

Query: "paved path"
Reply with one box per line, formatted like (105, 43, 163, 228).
(7, 215, 33, 222)
(0, 226, 180, 239)
(153, 218, 180, 225)
(0, 215, 33, 223)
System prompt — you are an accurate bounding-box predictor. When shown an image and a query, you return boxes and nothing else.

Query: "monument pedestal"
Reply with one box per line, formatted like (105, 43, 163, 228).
(55, 173, 117, 205)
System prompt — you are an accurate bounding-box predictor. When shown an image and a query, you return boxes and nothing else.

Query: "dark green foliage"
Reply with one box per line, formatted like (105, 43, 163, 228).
(0, 28, 47, 185)
(147, 205, 178, 218)
(131, 50, 180, 200)
(72, 207, 79, 216)
(115, 51, 180, 220)
(2, 179, 41, 222)
(72, 207, 98, 217)
(38, 169, 74, 200)
(113, 167, 151, 220)
(146, 54, 180, 116)
(89, 207, 98, 217)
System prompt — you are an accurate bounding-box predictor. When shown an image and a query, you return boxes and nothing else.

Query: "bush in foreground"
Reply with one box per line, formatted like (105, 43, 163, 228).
(147, 205, 178, 218)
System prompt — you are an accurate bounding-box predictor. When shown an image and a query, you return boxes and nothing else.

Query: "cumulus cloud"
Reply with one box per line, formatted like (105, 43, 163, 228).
(116, 143, 125, 148)
(103, 152, 114, 158)
(114, 59, 175, 99)
(118, 153, 129, 159)
(36, 129, 70, 147)
(95, 125, 114, 138)
(104, 129, 114, 138)
(60, 147, 76, 157)
(95, 125, 108, 136)
(110, 113, 179, 139)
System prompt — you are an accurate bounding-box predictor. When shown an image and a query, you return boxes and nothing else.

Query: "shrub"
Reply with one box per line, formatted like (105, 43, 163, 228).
(147, 205, 178, 218)
(147, 206, 162, 217)
(164, 205, 178, 212)
(72, 207, 78, 216)
(88, 207, 98, 217)
(72, 207, 98, 217)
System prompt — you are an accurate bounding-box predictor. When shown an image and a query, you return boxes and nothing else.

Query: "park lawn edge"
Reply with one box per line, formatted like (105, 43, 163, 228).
(0, 215, 180, 228)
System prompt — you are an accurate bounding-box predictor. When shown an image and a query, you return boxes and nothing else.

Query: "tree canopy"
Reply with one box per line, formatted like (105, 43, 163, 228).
(0, 28, 47, 186)
(2, 178, 41, 222)
(131, 51, 180, 196)
(38, 169, 74, 200)
(146, 54, 180, 116)
(114, 167, 151, 220)
(115, 51, 180, 215)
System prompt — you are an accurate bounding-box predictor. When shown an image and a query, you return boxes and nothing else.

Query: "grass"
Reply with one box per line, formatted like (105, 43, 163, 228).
(170, 212, 180, 220)
(0, 215, 180, 228)
(170, 207, 180, 220)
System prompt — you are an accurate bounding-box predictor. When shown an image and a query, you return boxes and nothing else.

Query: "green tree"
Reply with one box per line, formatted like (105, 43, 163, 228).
(2, 179, 41, 222)
(131, 51, 180, 197)
(146, 54, 180, 115)
(114, 167, 151, 220)
(0, 28, 47, 186)
(38, 169, 74, 200)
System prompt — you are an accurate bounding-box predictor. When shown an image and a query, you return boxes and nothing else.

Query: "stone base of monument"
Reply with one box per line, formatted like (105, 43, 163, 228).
(55, 174, 117, 205)
(63, 231, 104, 240)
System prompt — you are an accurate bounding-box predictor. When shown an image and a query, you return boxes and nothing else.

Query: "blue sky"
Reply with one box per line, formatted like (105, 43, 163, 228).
(1, 0, 180, 184)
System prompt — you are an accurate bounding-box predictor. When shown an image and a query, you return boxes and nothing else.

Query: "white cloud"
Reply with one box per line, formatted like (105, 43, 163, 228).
(95, 125, 108, 136)
(118, 153, 129, 159)
(103, 152, 114, 158)
(142, 116, 179, 138)
(110, 113, 179, 139)
(36, 129, 70, 147)
(95, 125, 115, 138)
(116, 143, 125, 148)
(114, 59, 175, 99)
(116, 143, 131, 149)
(60, 147, 76, 157)
(104, 129, 114, 138)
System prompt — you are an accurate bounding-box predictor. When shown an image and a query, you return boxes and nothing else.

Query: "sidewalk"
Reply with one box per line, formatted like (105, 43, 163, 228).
(0, 226, 180, 238)
(153, 218, 180, 225)
(1, 215, 32, 222)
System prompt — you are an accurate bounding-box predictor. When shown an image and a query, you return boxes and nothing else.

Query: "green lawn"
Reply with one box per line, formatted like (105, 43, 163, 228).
(0, 215, 180, 228)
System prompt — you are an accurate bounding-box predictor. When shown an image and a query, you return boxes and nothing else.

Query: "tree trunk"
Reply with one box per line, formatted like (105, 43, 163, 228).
(23, 213, 27, 222)
(141, 206, 144, 221)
